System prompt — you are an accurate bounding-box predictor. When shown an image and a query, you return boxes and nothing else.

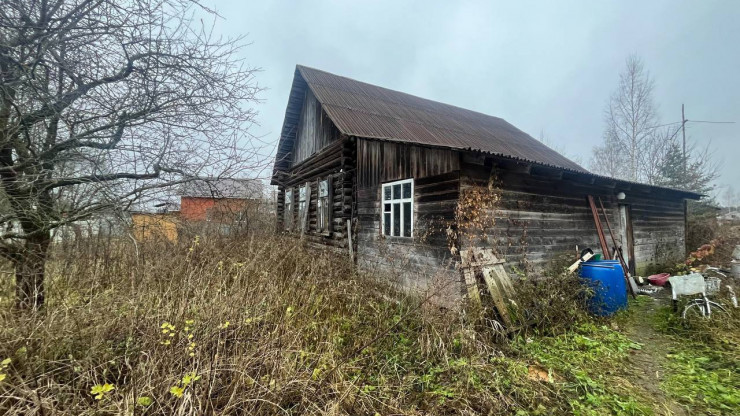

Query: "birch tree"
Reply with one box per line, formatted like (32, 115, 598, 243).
(591, 56, 670, 183)
(0, 0, 262, 309)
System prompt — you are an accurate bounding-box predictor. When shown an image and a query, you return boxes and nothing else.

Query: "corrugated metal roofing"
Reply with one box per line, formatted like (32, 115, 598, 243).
(297, 66, 587, 173)
(272, 65, 701, 199)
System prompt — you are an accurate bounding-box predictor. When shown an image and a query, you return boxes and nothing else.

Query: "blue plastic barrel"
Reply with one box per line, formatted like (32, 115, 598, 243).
(579, 262, 628, 316)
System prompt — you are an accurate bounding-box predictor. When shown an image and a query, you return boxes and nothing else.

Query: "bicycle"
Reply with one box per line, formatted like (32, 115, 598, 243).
(668, 273, 728, 319)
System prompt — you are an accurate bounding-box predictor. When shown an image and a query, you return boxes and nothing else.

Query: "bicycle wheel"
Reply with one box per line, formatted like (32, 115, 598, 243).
(706, 300, 729, 316)
(682, 300, 728, 319)
(682, 301, 707, 319)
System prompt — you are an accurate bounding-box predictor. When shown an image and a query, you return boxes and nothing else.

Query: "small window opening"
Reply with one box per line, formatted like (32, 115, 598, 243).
(317, 178, 331, 233)
(381, 179, 413, 237)
(284, 189, 293, 230)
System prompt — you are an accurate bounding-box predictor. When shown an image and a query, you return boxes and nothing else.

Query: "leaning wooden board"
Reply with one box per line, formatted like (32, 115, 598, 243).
(460, 248, 514, 327)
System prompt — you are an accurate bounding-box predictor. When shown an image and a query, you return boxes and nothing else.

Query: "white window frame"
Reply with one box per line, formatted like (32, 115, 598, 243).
(317, 178, 331, 234)
(381, 178, 414, 237)
(298, 183, 309, 232)
(284, 189, 293, 230)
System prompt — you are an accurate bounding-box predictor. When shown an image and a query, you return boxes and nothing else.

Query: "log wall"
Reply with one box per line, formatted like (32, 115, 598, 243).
(276, 95, 354, 250)
(355, 139, 461, 298)
(460, 159, 687, 276)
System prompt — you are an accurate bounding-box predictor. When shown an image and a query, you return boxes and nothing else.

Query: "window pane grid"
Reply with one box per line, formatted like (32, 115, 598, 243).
(381, 179, 413, 237)
(318, 178, 330, 233)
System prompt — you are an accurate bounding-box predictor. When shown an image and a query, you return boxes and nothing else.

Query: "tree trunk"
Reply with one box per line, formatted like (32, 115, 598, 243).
(15, 233, 51, 310)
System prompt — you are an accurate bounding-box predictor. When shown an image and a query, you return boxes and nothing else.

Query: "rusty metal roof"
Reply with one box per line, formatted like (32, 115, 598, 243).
(299, 65, 586, 172)
(271, 65, 701, 199)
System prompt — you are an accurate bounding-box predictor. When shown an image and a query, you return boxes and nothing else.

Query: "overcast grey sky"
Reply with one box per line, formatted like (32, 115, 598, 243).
(208, 0, 739, 199)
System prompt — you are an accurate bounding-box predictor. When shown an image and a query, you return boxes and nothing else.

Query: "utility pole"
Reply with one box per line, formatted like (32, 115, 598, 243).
(681, 104, 687, 174)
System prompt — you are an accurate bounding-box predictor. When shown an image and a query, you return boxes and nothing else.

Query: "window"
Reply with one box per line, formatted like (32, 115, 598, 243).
(382, 178, 413, 237)
(298, 183, 309, 232)
(317, 178, 331, 234)
(284, 189, 293, 230)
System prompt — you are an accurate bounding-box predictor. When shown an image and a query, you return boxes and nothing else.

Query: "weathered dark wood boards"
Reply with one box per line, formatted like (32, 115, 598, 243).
(460, 159, 687, 276)
(355, 139, 460, 295)
(292, 89, 342, 166)
(276, 132, 355, 250)
(273, 93, 689, 297)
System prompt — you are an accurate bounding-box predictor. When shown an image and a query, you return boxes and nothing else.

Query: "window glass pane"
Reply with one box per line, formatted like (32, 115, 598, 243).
(393, 203, 400, 236)
(393, 184, 401, 199)
(319, 180, 328, 197)
(403, 182, 411, 198)
(299, 186, 306, 201)
(384, 213, 391, 235)
(384, 186, 391, 200)
(403, 202, 412, 237)
(384, 203, 391, 212)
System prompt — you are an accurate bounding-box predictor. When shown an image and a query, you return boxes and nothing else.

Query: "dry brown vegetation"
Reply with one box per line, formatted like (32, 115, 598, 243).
(0, 231, 737, 415)
(0, 234, 546, 415)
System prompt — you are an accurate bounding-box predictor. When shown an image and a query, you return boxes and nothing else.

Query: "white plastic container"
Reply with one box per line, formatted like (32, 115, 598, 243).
(732, 260, 740, 280)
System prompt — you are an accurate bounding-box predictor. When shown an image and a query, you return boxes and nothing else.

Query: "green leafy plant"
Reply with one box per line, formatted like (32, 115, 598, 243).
(90, 383, 115, 400)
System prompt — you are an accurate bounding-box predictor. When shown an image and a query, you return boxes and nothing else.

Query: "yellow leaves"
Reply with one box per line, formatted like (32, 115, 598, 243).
(161, 322, 176, 334)
(169, 385, 184, 398)
(0, 358, 10, 383)
(181, 371, 200, 386)
(218, 321, 230, 329)
(171, 371, 200, 398)
(136, 396, 153, 407)
(90, 383, 115, 400)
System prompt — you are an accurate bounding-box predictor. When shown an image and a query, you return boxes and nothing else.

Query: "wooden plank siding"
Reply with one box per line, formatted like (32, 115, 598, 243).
(277, 125, 689, 299)
(460, 160, 687, 276)
(355, 139, 461, 298)
(291, 89, 342, 166)
(275, 92, 354, 252)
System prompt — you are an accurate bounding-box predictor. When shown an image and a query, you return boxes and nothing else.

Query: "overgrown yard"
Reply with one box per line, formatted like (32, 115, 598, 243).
(0, 236, 738, 415)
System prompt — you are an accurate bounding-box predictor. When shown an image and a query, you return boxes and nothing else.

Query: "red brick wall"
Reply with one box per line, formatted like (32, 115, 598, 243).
(180, 197, 249, 222)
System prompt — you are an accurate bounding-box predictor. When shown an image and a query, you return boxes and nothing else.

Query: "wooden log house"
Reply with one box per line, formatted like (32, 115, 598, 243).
(270, 65, 701, 298)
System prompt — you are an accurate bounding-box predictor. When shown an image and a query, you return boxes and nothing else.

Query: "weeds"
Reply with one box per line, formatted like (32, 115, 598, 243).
(649, 300, 740, 415)
(0, 234, 736, 414)
(516, 322, 650, 415)
(0, 235, 540, 414)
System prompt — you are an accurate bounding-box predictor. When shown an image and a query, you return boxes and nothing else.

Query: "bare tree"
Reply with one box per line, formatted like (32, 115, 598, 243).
(723, 186, 737, 211)
(0, 0, 263, 309)
(591, 55, 668, 183)
(589, 133, 627, 179)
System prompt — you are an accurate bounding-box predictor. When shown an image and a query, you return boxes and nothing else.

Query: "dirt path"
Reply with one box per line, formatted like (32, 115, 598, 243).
(621, 295, 688, 416)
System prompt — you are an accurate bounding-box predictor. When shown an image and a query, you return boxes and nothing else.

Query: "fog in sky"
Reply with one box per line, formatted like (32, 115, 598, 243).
(207, 0, 739, 198)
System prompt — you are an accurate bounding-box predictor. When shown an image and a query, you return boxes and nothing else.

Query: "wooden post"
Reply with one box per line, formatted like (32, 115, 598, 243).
(301, 182, 311, 238)
(587, 195, 610, 260)
(598, 198, 637, 299)
(346, 219, 354, 263)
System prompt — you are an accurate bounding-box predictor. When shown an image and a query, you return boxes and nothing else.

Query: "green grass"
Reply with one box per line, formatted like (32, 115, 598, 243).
(650, 304, 740, 415)
(515, 322, 651, 416)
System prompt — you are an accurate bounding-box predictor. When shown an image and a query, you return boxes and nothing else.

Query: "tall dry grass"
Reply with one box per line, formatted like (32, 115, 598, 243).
(0, 233, 562, 415)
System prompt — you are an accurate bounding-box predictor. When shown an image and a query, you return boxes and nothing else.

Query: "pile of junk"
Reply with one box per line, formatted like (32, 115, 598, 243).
(568, 247, 739, 318)
(569, 196, 739, 318)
